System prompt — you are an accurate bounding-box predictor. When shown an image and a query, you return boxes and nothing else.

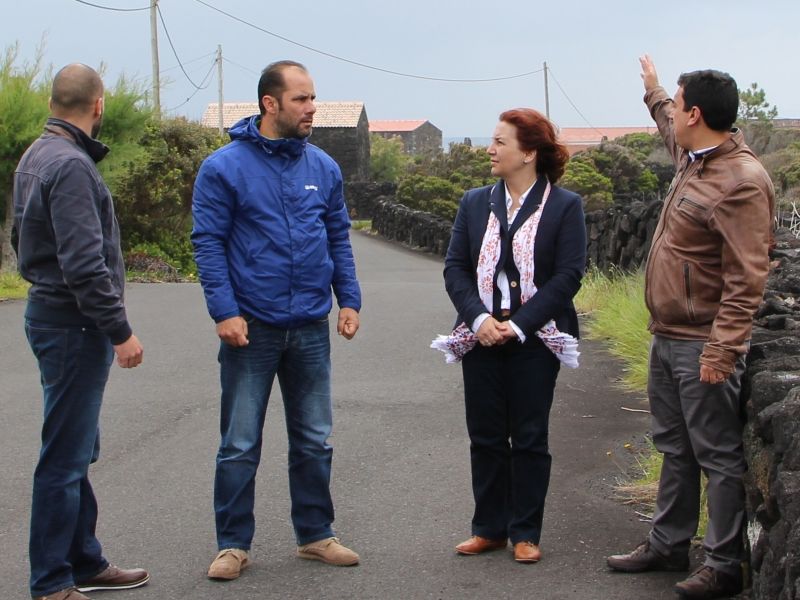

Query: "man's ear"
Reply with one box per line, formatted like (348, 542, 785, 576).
(94, 96, 104, 118)
(687, 105, 702, 127)
(262, 94, 278, 114)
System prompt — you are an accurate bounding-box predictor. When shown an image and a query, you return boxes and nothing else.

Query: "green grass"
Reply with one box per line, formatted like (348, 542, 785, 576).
(0, 272, 29, 300)
(351, 219, 372, 231)
(575, 267, 651, 391)
(576, 267, 710, 537)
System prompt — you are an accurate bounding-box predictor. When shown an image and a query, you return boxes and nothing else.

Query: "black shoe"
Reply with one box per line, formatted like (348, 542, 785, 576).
(607, 539, 690, 573)
(674, 565, 743, 599)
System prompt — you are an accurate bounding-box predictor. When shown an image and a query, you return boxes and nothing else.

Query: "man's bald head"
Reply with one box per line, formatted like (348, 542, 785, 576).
(50, 63, 103, 117)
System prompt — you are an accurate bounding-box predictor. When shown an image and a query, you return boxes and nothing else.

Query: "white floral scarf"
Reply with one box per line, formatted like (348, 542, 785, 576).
(432, 182, 579, 368)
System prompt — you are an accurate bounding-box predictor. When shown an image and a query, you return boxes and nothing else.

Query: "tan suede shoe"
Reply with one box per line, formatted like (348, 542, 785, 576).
(34, 587, 89, 600)
(297, 537, 359, 566)
(207, 548, 250, 580)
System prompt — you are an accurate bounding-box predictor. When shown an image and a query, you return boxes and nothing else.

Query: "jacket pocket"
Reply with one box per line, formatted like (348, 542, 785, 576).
(676, 196, 708, 225)
(683, 263, 696, 322)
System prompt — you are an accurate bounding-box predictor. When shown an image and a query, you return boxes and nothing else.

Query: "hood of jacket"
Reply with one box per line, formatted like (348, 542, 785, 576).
(227, 115, 308, 159)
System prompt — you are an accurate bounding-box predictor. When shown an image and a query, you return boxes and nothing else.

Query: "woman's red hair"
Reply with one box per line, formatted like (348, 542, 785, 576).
(499, 108, 570, 182)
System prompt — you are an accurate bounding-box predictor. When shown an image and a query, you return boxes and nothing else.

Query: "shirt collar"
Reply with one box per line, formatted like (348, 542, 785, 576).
(688, 145, 718, 162)
(504, 181, 535, 209)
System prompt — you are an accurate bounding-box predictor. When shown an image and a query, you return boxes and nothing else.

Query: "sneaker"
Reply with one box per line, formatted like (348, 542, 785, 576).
(207, 548, 250, 580)
(34, 587, 89, 600)
(297, 537, 359, 566)
(75, 564, 149, 592)
(607, 539, 689, 573)
(674, 565, 743, 599)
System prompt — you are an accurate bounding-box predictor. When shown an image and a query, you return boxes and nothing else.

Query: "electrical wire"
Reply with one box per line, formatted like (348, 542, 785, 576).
(222, 57, 259, 77)
(72, 0, 150, 12)
(164, 56, 218, 112)
(156, 4, 206, 89)
(547, 66, 605, 137)
(192, 0, 543, 83)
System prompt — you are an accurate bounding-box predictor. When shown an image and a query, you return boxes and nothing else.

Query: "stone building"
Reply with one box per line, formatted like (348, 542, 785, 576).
(369, 119, 442, 155)
(201, 101, 371, 181)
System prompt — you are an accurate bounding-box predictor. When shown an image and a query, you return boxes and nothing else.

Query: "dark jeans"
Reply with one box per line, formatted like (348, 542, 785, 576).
(25, 319, 113, 597)
(214, 317, 335, 549)
(461, 337, 560, 544)
(647, 335, 747, 576)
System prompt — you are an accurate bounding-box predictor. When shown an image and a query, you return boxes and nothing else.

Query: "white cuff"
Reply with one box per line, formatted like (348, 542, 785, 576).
(472, 313, 490, 333)
(509, 320, 526, 343)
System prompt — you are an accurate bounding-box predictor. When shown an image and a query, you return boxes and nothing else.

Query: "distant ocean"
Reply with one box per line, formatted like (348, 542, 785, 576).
(443, 136, 491, 149)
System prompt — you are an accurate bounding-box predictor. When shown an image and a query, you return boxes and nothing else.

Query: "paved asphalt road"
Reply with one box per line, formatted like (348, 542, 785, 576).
(0, 232, 688, 599)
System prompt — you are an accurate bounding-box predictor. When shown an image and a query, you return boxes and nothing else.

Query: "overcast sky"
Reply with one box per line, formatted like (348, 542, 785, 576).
(3, 0, 799, 140)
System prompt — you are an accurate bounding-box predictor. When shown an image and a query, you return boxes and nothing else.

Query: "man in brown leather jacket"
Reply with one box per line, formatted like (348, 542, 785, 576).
(607, 56, 774, 600)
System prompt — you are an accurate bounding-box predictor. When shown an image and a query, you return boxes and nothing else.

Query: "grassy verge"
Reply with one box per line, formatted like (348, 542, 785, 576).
(575, 267, 708, 535)
(351, 219, 372, 231)
(0, 272, 29, 300)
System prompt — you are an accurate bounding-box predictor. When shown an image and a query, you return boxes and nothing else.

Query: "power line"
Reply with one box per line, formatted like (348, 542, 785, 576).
(222, 57, 259, 77)
(72, 0, 149, 12)
(192, 0, 543, 83)
(156, 4, 206, 90)
(164, 56, 218, 112)
(547, 66, 605, 137)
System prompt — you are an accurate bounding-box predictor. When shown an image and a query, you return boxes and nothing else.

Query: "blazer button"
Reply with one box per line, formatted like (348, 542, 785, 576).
(510, 281, 518, 288)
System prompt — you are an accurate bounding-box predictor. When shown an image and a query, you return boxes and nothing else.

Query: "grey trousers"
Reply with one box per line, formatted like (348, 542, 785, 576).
(646, 335, 747, 576)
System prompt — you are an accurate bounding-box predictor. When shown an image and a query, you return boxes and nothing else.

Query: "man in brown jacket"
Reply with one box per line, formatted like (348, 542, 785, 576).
(607, 56, 774, 599)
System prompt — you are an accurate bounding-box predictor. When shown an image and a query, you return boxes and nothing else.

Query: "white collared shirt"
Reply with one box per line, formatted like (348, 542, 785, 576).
(688, 144, 718, 162)
(471, 182, 533, 342)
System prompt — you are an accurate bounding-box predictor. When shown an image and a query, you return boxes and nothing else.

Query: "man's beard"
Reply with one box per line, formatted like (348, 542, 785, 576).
(91, 114, 103, 139)
(275, 107, 310, 139)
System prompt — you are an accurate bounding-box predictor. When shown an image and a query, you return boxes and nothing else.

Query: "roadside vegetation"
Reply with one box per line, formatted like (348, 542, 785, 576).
(0, 271, 27, 300)
(575, 268, 709, 535)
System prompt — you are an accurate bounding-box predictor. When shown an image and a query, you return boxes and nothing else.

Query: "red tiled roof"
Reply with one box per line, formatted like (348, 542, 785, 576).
(201, 101, 365, 129)
(557, 126, 657, 144)
(369, 119, 428, 133)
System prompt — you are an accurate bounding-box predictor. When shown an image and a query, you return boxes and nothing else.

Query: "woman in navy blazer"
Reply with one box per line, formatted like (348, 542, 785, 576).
(444, 108, 586, 563)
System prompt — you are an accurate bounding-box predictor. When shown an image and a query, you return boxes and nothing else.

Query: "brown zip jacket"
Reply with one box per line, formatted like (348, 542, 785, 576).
(644, 86, 774, 374)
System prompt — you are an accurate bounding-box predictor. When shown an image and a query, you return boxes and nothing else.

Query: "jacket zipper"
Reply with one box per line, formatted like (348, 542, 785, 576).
(683, 263, 696, 322)
(678, 197, 704, 211)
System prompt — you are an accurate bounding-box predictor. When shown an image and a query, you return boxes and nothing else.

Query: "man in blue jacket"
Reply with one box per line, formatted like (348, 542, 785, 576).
(13, 63, 149, 600)
(192, 60, 362, 580)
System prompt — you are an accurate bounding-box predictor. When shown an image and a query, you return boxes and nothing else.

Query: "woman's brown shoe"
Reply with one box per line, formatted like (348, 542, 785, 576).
(513, 541, 542, 563)
(455, 535, 507, 555)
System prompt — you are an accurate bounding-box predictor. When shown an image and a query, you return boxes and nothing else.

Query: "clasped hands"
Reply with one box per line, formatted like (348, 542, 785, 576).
(476, 317, 518, 347)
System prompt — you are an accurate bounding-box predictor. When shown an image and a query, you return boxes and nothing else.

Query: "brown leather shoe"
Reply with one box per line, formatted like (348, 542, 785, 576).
(513, 541, 542, 563)
(297, 537, 359, 566)
(34, 587, 89, 600)
(455, 535, 507, 555)
(607, 539, 690, 573)
(75, 564, 149, 592)
(674, 565, 743, 599)
(207, 548, 250, 580)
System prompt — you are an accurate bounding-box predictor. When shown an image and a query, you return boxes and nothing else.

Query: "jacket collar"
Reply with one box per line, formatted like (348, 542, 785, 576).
(229, 115, 308, 159)
(44, 118, 110, 163)
(488, 176, 548, 236)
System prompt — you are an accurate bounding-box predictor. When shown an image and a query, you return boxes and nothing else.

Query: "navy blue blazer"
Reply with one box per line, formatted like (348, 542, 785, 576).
(444, 178, 586, 339)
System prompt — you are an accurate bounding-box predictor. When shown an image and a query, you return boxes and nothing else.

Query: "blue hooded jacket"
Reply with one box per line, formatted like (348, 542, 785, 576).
(191, 115, 361, 328)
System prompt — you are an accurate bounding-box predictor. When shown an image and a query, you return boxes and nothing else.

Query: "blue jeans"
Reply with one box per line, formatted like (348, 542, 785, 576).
(214, 316, 335, 548)
(25, 319, 113, 597)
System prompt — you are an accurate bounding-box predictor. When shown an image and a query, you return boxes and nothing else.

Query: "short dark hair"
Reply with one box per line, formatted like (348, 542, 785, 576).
(677, 69, 739, 132)
(257, 60, 307, 115)
(50, 63, 103, 115)
(499, 108, 570, 182)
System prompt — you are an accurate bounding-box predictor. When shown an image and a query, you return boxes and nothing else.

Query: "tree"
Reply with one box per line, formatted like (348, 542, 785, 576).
(738, 82, 778, 156)
(0, 43, 49, 272)
(369, 134, 409, 183)
(738, 82, 778, 123)
(111, 117, 223, 274)
(561, 158, 614, 211)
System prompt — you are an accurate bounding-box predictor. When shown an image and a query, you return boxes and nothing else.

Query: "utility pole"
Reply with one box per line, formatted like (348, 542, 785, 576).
(543, 61, 550, 120)
(150, 0, 161, 118)
(217, 45, 224, 136)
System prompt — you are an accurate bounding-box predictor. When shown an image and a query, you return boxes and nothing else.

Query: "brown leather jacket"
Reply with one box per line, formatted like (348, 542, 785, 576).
(644, 86, 774, 373)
